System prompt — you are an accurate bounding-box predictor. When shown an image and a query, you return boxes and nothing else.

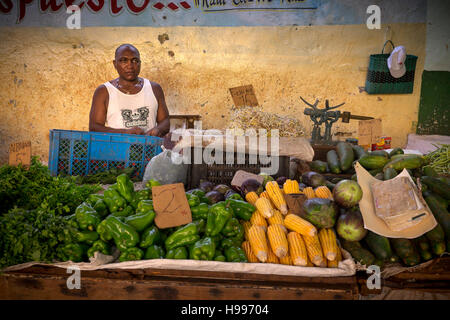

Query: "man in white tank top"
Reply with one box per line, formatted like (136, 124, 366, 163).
(89, 44, 170, 137)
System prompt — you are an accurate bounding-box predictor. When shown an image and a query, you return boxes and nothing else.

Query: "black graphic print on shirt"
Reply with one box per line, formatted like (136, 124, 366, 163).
(121, 107, 149, 128)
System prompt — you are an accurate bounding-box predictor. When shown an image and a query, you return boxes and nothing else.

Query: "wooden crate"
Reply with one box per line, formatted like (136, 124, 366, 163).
(0, 265, 359, 300)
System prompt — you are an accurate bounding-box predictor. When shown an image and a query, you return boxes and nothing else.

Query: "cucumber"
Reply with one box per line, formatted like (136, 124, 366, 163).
(310, 160, 329, 174)
(337, 142, 355, 172)
(421, 176, 450, 200)
(358, 154, 390, 169)
(424, 194, 450, 239)
(351, 173, 357, 181)
(331, 178, 343, 184)
(325, 180, 335, 190)
(352, 145, 367, 160)
(430, 241, 446, 256)
(341, 239, 375, 266)
(364, 231, 394, 261)
(372, 259, 385, 269)
(383, 155, 425, 172)
(390, 238, 419, 265)
(389, 148, 404, 158)
(374, 172, 384, 181)
(413, 235, 431, 252)
(422, 166, 438, 177)
(425, 223, 445, 243)
(326, 150, 341, 174)
(402, 252, 422, 266)
(417, 247, 433, 261)
(369, 168, 384, 176)
(383, 167, 398, 180)
(370, 150, 389, 158)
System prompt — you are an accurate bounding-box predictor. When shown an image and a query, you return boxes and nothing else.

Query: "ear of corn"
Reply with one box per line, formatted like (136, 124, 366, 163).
(267, 224, 289, 258)
(266, 181, 288, 215)
(248, 225, 269, 262)
(242, 220, 253, 241)
(259, 191, 271, 200)
(283, 179, 302, 194)
(245, 191, 259, 206)
(287, 232, 308, 266)
(303, 234, 325, 267)
(266, 246, 280, 264)
(303, 187, 316, 199)
(318, 228, 338, 261)
(255, 197, 274, 218)
(306, 257, 314, 267)
(284, 214, 317, 237)
(242, 241, 259, 263)
(250, 210, 268, 231)
(279, 255, 293, 266)
(267, 210, 285, 231)
(327, 247, 343, 268)
(314, 186, 333, 200)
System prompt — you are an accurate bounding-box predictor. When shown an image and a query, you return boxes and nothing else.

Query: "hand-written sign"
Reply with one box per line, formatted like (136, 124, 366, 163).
(231, 170, 264, 190)
(229, 85, 259, 107)
(152, 183, 192, 229)
(358, 119, 382, 146)
(9, 141, 31, 167)
(284, 193, 307, 216)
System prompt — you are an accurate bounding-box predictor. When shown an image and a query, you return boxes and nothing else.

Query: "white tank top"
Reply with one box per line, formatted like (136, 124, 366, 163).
(104, 78, 158, 131)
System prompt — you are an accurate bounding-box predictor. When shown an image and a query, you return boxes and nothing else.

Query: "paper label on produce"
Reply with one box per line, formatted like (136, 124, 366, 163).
(9, 141, 31, 167)
(152, 183, 192, 229)
(358, 119, 382, 145)
(284, 193, 307, 216)
(231, 170, 264, 188)
(229, 85, 259, 107)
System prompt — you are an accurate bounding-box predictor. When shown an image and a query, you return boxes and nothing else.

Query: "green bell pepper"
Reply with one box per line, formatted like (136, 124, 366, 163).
(165, 222, 200, 250)
(87, 193, 104, 207)
(221, 217, 242, 238)
(192, 219, 206, 234)
(214, 249, 226, 262)
(103, 187, 126, 213)
(58, 243, 88, 262)
(74, 230, 99, 245)
(220, 236, 244, 251)
(186, 188, 210, 204)
(116, 173, 135, 203)
(144, 244, 165, 259)
(205, 202, 233, 236)
(225, 199, 255, 221)
(145, 179, 161, 189)
(189, 237, 216, 260)
(75, 202, 101, 231)
(111, 205, 134, 218)
(119, 247, 144, 262)
(96, 219, 112, 242)
(64, 214, 79, 229)
(226, 193, 244, 201)
(104, 216, 140, 251)
(140, 225, 161, 248)
(124, 209, 155, 232)
(93, 199, 109, 218)
(186, 193, 201, 208)
(87, 240, 111, 258)
(137, 199, 154, 213)
(130, 189, 150, 209)
(225, 246, 248, 262)
(191, 203, 210, 220)
(165, 246, 188, 259)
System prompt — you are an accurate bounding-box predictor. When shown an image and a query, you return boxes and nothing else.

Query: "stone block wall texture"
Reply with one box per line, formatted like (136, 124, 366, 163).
(0, 23, 426, 164)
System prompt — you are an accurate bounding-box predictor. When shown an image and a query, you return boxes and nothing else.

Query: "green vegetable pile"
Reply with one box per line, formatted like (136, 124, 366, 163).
(68, 167, 140, 185)
(424, 144, 449, 176)
(57, 176, 253, 263)
(0, 157, 101, 268)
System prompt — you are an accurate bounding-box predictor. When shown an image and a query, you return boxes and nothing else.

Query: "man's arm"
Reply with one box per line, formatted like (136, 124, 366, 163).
(89, 85, 144, 134)
(147, 82, 170, 137)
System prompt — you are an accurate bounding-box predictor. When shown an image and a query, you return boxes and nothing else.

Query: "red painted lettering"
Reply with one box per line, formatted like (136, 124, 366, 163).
(64, 0, 85, 9)
(18, 0, 33, 23)
(110, 0, 122, 14)
(0, 0, 13, 14)
(86, 0, 104, 11)
(40, 0, 63, 11)
(126, 0, 149, 13)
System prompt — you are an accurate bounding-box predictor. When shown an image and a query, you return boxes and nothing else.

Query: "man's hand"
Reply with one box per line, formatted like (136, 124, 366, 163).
(128, 127, 146, 135)
(146, 127, 161, 137)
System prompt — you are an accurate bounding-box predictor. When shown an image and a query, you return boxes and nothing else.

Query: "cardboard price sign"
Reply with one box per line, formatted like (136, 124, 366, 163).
(152, 183, 192, 229)
(231, 170, 264, 189)
(284, 193, 307, 216)
(9, 141, 31, 167)
(229, 85, 259, 107)
(358, 119, 382, 146)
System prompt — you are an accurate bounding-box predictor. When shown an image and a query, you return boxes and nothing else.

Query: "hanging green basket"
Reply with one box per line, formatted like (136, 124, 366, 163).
(365, 40, 418, 94)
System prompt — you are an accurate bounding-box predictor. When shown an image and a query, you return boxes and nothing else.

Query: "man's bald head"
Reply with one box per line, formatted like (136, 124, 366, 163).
(115, 44, 140, 60)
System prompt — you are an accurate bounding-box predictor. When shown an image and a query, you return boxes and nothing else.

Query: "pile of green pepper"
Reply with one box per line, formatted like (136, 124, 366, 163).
(60, 177, 255, 263)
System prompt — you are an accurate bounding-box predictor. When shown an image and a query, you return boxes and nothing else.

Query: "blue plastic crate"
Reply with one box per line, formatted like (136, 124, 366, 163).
(48, 129, 163, 179)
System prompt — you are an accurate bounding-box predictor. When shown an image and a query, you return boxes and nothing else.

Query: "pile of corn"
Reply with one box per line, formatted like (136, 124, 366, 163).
(242, 181, 342, 267)
(227, 106, 306, 137)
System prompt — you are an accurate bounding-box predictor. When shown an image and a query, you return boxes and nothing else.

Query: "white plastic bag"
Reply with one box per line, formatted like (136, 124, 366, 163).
(143, 149, 188, 186)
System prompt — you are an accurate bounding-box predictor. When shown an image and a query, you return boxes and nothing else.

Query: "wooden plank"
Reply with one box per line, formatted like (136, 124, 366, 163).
(0, 272, 358, 300)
